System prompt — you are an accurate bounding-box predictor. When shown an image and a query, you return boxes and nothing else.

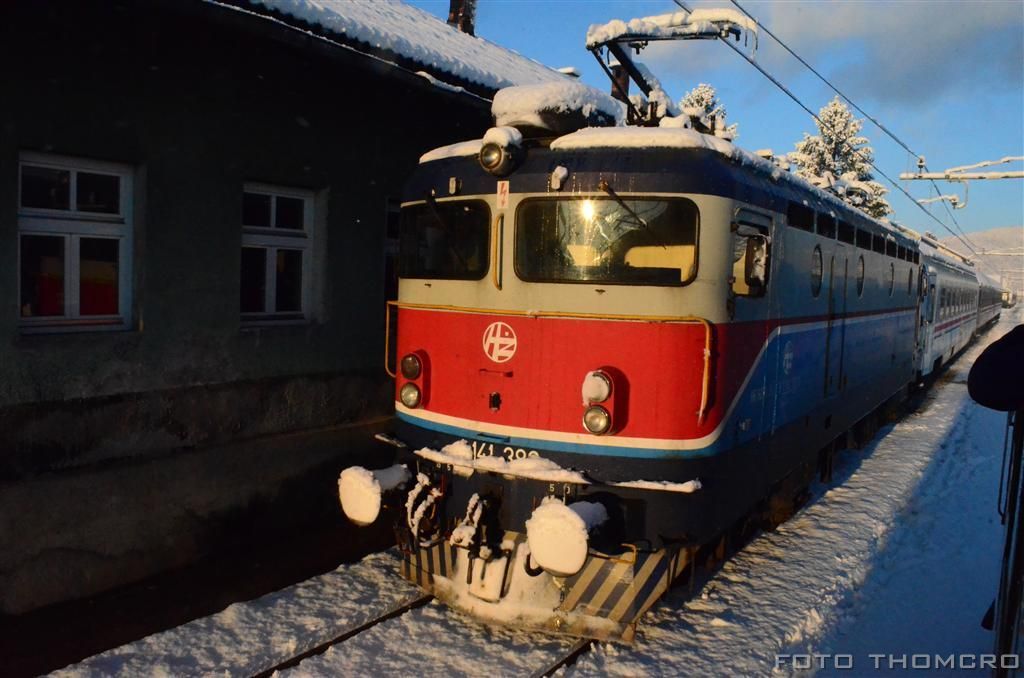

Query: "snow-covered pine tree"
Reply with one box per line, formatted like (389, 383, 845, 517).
(790, 96, 891, 218)
(678, 83, 737, 139)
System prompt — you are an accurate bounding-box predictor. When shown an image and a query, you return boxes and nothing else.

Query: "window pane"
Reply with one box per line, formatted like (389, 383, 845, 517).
(275, 196, 304, 230)
(77, 172, 120, 214)
(514, 198, 698, 285)
(817, 214, 836, 238)
(21, 165, 70, 210)
(787, 202, 814, 231)
(20, 235, 65, 317)
(243, 192, 272, 228)
(241, 247, 267, 312)
(80, 238, 119, 315)
(400, 200, 490, 280)
(275, 249, 303, 312)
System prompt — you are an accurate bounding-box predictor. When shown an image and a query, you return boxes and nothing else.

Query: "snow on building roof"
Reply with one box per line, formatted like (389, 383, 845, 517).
(234, 0, 568, 97)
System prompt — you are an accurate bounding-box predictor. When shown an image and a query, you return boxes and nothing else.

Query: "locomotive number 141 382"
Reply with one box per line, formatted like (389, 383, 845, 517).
(470, 440, 540, 461)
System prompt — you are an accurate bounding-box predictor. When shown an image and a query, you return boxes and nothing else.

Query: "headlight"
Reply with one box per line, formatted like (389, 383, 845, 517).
(478, 141, 520, 176)
(479, 143, 503, 172)
(581, 371, 612, 404)
(582, 405, 611, 435)
(400, 383, 422, 408)
(400, 353, 422, 380)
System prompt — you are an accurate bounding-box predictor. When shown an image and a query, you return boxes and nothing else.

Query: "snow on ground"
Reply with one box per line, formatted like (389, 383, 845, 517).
(281, 599, 573, 677)
(571, 309, 1020, 677)
(58, 311, 1021, 677)
(53, 552, 422, 677)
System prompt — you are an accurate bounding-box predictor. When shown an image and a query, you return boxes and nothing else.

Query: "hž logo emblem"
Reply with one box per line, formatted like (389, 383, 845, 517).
(482, 321, 517, 363)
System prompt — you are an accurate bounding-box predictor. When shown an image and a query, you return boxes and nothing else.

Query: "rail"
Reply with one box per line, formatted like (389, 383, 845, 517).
(248, 594, 434, 678)
(384, 301, 713, 423)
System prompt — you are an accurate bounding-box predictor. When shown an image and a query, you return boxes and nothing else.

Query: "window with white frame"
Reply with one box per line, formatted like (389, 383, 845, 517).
(241, 183, 314, 323)
(18, 152, 133, 331)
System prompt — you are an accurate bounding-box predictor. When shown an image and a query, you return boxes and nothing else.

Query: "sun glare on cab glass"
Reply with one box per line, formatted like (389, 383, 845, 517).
(581, 199, 595, 222)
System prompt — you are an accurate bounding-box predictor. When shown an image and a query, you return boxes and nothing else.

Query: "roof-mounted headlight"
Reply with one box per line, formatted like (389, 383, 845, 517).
(478, 126, 523, 177)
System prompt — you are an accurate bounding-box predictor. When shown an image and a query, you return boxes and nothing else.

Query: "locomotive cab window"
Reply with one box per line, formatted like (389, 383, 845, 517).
(399, 199, 490, 280)
(732, 220, 769, 297)
(515, 197, 698, 286)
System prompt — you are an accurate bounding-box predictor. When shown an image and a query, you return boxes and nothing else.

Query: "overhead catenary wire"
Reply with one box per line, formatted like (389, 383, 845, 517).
(667, 0, 986, 264)
(725, 0, 985, 258)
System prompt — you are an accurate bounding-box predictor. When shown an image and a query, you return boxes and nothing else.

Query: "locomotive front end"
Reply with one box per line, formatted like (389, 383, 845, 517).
(330, 60, 796, 639)
(396, 440, 693, 642)
(333, 118, 764, 640)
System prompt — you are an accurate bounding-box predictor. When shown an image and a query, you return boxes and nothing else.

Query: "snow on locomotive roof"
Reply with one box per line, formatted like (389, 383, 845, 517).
(418, 139, 483, 164)
(550, 126, 909, 238)
(585, 8, 758, 48)
(418, 123, 912, 244)
(240, 0, 568, 95)
(919, 239, 978, 277)
(492, 81, 625, 129)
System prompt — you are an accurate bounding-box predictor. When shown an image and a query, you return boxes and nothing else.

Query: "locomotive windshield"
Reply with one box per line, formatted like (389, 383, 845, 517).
(399, 199, 490, 280)
(515, 197, 698, 285)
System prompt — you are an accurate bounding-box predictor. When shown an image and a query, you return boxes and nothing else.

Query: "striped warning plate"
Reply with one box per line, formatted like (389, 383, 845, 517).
(401, 540, 457, 589)
(560, 546, 688, 625)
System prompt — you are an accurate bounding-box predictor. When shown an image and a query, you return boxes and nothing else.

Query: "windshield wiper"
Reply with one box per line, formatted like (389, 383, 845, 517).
(598, 180, 667, 248)
(425, 194, 469, 269)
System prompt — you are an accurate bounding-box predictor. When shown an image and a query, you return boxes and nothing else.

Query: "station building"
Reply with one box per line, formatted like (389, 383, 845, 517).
(0, 0, 565, 613)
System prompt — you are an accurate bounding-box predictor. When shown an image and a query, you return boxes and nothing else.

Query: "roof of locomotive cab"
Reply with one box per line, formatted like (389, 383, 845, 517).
(406, 128, 916, 249)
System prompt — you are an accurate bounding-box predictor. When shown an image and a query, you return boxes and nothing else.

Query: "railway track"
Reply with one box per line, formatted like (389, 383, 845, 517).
(247, 591, 597, 678)
(529, 638, 595, 678)
(249, 594, 434, 678)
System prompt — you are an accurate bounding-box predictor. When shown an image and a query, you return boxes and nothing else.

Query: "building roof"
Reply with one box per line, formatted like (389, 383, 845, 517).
(209, 0, 568, 99)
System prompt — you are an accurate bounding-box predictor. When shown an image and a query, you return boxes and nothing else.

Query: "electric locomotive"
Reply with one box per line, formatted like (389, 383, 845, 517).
(338, 12, 928, 641)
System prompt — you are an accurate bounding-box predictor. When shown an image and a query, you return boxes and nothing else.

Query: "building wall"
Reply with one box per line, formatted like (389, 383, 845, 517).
(0, 1, 492, 479)
(0, 1, 493, 612)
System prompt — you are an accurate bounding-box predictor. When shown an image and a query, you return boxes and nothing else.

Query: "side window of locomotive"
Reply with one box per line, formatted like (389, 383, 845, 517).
(817, 213, 836, 239)
(810, 245, 823, 297)
(888, 263, 895, 296)
(399, 200, 490, 280)
(787, 202, 814, 232)
(856, 255, 865, 297)
(731, 223, 769, 297)
(515, 197, 698, 286)
(838, 220, 855, 245)
(856, 228, 872, 250)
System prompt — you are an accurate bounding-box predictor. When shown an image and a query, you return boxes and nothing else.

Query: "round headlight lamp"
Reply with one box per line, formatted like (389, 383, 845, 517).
(400, 383, 422, 408)
(478, 141, 521, 177)
(479, 143, 504, 172)
(400, 353, 422, 380)
(582, 405, 612, 435)
(581, 371, 612, 404)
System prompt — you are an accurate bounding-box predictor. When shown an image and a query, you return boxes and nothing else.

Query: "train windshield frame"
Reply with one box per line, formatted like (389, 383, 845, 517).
(399, 199, 490, 280)
(514, 197, 699, 287)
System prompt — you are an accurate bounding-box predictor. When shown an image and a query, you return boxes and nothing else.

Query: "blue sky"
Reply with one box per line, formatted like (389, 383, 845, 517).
(408, 0, 1024, 236)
